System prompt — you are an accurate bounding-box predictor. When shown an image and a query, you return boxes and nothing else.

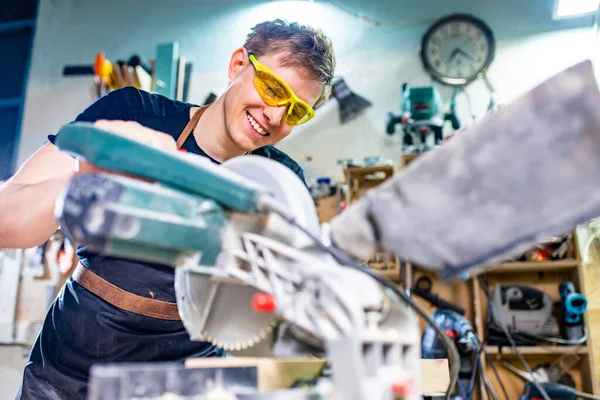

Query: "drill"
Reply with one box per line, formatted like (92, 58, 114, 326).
(559, 282, 587, 342)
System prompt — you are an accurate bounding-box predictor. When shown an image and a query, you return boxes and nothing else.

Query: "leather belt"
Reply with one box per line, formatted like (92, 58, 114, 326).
(72, 263, 181, 321)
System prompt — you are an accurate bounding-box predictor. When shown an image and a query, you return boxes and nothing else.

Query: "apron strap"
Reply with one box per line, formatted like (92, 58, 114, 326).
(177, 104, 210, 149)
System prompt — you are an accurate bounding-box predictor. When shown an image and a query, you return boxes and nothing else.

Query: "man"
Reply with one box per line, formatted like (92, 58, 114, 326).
(0, 19, 335, 399)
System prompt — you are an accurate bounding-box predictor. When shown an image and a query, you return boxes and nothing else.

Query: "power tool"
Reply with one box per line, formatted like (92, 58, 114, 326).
(422, 309, 479, 399)
(559, 282, 588, 342)
(487, 284, 559, 346)
(386, 83, 460, 153)
(521, 382, 576, 400)
(503, 361, 577, 400)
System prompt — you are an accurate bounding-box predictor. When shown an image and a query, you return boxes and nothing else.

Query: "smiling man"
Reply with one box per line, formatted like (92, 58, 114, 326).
(0, 19, 335, 399)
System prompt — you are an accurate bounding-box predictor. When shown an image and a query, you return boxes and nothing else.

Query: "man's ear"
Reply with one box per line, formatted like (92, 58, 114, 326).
(228, 47, 247, 81)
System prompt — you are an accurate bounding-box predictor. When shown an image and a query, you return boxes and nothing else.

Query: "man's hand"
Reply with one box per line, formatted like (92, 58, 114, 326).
(94, 120, 177, 151)
(75, 120, 179, 176)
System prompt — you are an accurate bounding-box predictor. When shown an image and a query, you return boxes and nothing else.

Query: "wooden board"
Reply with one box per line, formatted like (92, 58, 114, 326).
(315, 195, 339, 223)
(186, 357, 449, 395)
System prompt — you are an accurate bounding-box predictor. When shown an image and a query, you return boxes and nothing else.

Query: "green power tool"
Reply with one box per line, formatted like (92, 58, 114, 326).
(386, 83, 460, 153)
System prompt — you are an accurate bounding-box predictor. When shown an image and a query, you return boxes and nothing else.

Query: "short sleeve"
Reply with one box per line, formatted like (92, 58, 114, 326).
(47, 87, 142, 144)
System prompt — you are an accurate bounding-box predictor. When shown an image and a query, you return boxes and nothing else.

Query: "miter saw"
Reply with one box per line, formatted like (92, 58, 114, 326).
(54, 125, 422, 400)
(54, 60, 600, 400)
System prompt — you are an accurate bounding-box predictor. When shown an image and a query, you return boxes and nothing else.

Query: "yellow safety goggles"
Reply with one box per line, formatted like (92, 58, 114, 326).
(248, 52, 316, 126)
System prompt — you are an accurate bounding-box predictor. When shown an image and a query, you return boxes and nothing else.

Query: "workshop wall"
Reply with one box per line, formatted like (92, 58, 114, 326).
(17, 0, 597, 183)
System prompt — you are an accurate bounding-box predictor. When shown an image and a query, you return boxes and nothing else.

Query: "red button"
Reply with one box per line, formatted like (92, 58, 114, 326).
(391, 377, 414, 396)
(252, 293, 276, 313)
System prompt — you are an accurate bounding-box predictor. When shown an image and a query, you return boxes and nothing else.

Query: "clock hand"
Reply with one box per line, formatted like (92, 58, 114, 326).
(456, 48, 474, 61)
(447, 48, 459, 63)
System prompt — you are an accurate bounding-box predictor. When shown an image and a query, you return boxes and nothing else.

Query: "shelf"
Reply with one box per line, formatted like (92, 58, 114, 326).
(346, 164, 395, 175)
(375, 269, 401, 283)
(485, 345, 589, 356)
(486, 259, 579, 274)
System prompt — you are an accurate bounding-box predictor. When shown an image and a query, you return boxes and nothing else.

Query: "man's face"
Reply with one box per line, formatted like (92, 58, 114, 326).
(223, 50, 322, 152)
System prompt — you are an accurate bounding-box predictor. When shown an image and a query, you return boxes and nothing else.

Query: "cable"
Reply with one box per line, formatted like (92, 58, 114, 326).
(259, 197, 460, 400)
(477, 276, 552, 400)
(457, 87, 476, 123)
(514, 329, 588, 346)
(474, 334, 510, 400)
(481, 347, 510, 400)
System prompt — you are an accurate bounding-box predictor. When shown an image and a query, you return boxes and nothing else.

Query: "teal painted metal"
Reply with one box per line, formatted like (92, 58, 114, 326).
(55, 123, 271, 213)
(97, 178, 227, 266)
(154, 41, 179, 99)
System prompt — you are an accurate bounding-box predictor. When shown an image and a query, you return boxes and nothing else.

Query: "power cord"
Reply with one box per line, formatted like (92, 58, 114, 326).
(259, 196, 460, 400)
(474, 333, 510, 400)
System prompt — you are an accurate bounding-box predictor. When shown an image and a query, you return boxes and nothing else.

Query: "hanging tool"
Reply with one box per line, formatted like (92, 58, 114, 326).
(331, 77, 372, 124)
(386, 83, 460, 153)
(413, 276, 466, 316)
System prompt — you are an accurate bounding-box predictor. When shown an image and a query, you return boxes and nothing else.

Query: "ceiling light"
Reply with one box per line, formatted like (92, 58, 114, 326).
(554, 0, 600, 18)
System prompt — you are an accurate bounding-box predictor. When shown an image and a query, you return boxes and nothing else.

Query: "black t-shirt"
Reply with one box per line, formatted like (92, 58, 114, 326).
(48, 87, 305, 302)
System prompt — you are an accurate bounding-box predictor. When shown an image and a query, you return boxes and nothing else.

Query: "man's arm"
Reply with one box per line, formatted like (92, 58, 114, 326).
(0, 143, 76, 249)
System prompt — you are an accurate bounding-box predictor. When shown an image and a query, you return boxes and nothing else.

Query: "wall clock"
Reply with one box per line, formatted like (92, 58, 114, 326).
(420, 14, 495, 86)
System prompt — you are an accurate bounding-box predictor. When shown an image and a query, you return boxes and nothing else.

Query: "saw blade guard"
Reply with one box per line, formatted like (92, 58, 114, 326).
(175, 155, 322, 350)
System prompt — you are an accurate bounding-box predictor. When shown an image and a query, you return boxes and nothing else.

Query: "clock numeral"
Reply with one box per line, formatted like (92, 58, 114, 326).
(432, 37, 441, 45)
(480, 44, 486, 51)
(452, 24, 460, 34)
(435, 60, 441, 67)
(457, 59, 462, 65)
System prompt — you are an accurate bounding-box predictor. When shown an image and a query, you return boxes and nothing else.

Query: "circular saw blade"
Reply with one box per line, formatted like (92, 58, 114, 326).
(177, 155, 320, 351)
(181, 271, 276, 351)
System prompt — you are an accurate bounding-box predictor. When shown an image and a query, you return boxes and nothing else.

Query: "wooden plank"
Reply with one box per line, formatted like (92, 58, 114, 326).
(486, 259, 578, 274)
(186, 357, 449, 396)
(187, 357, 325, 391)
(485, 345, 589, 356)
(0, 249, 22, 343)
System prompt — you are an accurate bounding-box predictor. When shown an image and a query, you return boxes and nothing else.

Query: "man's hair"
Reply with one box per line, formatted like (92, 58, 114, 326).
(244, 19, 336, 107)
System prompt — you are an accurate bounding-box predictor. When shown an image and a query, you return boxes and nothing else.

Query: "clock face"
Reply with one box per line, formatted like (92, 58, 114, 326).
(420, 14, 495, 86)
